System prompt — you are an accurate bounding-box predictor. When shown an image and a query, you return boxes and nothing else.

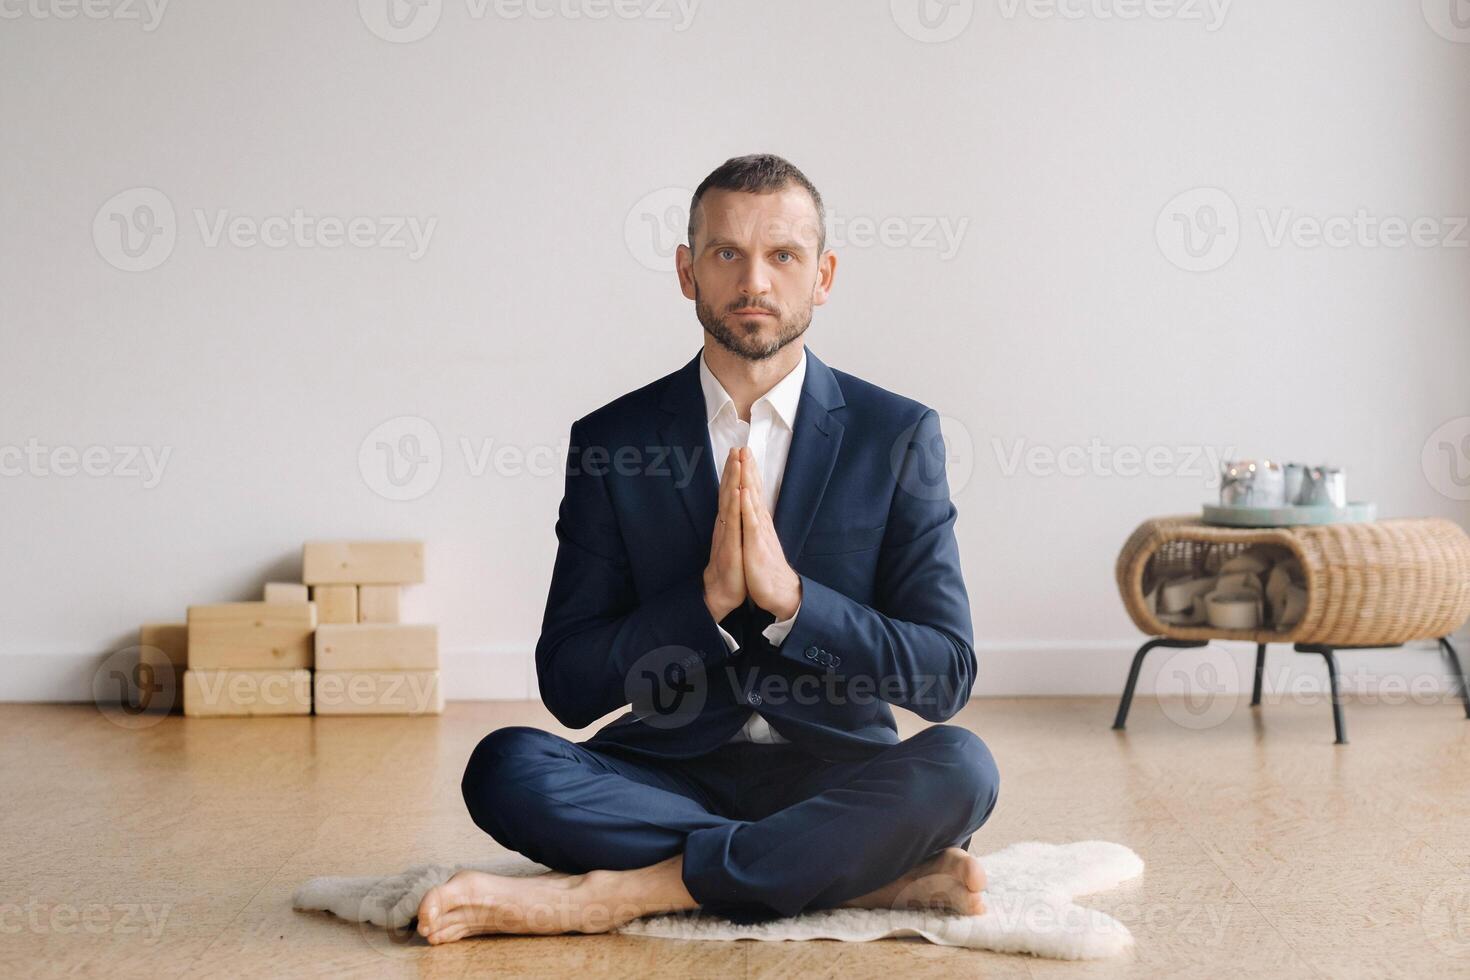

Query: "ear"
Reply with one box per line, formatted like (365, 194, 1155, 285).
(811, 249, 837, 307)
(676, 243, 697, 301)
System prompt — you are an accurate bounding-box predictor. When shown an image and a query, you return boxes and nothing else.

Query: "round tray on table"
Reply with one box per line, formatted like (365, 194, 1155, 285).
(1201, 502, 1377, 527)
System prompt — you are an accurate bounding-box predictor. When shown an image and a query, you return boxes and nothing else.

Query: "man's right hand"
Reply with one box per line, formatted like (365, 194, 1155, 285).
(703, 447, 746, 622)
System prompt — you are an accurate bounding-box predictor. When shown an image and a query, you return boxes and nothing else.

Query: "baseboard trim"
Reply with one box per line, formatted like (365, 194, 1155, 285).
(0, 647, 540, 704)
(972, 636, 1467, 698)
(7, 634, 1467, 703)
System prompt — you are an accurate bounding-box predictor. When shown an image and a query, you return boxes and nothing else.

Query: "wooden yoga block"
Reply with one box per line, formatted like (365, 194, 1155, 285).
(183, 669, 311, 717)
(186, 602, 316, 670)
(312, 585, 358, 625)
(263, 582, 309, 604)
(301, 541, 425, 586)
(138, 623, 188, 670)
(357, 585, 400, 624)
(313, 670, 443, 716)
(137, 622, 187, 712)
(314, 624, 438, 671)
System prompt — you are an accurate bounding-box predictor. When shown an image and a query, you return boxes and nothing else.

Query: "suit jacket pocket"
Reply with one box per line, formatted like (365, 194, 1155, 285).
(801, 524, 887, 556)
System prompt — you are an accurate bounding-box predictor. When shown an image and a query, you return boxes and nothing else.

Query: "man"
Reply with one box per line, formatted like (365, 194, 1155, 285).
(418, 154, 999, 943)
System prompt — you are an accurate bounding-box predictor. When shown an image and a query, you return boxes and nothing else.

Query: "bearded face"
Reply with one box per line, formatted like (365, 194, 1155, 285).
(679, 185, 828, 363)
(693, 280, 812, 362)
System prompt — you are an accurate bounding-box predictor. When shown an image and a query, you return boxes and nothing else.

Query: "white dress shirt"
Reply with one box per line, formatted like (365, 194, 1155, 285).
(699, 347, 806, 745)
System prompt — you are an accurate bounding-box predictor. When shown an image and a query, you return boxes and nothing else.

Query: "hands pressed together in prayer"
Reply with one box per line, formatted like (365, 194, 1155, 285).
(702, 447, 802, 624)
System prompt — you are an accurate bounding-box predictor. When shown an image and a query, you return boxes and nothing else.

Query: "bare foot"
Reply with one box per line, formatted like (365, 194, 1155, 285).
(416, 869, 638, 944)
(841, 847, 987, 916)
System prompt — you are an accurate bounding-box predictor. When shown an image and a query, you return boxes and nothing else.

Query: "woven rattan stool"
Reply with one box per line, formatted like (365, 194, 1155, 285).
(1111, 516, 1470, 743)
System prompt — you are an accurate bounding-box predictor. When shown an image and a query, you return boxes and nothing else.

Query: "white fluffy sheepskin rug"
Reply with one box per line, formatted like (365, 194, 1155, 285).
(293, 841, 1143, 960)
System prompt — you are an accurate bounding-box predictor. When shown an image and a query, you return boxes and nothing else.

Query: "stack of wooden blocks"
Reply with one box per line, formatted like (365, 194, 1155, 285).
(184, 596, 315, 716)
(135, 540, 441, 718)
(305, 541, 442, 717)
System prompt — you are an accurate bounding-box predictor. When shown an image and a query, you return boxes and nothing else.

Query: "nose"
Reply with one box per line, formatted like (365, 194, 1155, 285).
(737, 255, 773, 298)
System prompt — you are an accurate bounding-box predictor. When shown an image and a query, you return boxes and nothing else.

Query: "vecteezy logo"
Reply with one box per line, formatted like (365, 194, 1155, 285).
(1423, 0, 1470, 43)
(1422, 879, 1470, 958)
(359, 0, 442, 43)
(1423, 416, 1470, 501)
(1155, 187, 1240, 272)
(356, 889, 423, 959)
(890, 0, 974, 42)
(93, 188, 177, 272)
(1157, 643, 1238, 731)
(624, 645, 708, 730)
(624, 186, 692, 272)
(93, 646, 178, 730)
(890, 413, 975, 501)
(358, 416, 443, 501)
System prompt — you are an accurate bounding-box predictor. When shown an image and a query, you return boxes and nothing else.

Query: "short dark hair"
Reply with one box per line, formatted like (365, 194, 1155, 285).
(687, 153, 826, 255)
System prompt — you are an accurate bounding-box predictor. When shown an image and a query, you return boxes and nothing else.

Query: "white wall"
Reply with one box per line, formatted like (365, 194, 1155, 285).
(3, 0, 1468, 702)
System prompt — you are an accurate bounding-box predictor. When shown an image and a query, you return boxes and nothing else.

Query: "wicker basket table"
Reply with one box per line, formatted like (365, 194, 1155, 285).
(1112, 515, 1470, 743)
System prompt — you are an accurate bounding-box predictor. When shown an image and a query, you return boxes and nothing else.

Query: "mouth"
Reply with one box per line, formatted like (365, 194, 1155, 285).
(729, 309, 776, 317)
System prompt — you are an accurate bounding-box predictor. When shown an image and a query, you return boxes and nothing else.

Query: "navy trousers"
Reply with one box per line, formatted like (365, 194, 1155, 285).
(460, 723, 1000, 923)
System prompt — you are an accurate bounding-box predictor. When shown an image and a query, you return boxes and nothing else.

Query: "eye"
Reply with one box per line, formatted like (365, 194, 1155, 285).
(776, 251, 794, 263)
(717, 248, 736, 261)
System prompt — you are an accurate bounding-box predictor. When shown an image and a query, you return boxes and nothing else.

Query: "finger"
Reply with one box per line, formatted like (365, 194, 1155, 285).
(745, 466, 771, 528)
(726, 480, 743, 554)
(723, 452, 743, 553)
(711, 466, 728, 548)
(718, 449, 737, 517)
(720, 447, 738, 495)
(740, 487, 760, 553)
(712, 449, 736, 548)
(728, 499, 743, 563)
(740, 447, 761, 490)
(741, 448, 767, 510)
(727, 453, 744, 529)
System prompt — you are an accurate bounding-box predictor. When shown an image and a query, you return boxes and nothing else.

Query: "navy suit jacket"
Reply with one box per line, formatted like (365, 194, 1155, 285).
(534, 348, 976, 762)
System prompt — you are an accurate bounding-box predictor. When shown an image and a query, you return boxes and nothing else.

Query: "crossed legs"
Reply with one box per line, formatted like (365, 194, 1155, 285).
(419, 724, 999, 943)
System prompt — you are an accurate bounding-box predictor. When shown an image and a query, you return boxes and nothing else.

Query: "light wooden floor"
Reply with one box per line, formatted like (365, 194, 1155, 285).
(3, 696, 1469, 979)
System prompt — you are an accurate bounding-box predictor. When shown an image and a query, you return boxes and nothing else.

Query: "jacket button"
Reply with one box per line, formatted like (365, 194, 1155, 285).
(804, 645, 819, 659)
(747, 692, 762, 705)
(829, 655, 841, 667)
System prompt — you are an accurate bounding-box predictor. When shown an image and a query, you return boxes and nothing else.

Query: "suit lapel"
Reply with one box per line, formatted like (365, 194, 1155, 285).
(772, 350, 845, 562)
(658, 346, 847, 562)
(657, 352, 719, 547)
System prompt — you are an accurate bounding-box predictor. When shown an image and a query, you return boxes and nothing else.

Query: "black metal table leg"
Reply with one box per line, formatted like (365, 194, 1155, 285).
(1250, 643, 1267, 707)
(1321, 649, 1347, 745)
(1440, 636, 1470, 719)
(1294, 644, 1348, 744)
(1113, 638, 1209, 730)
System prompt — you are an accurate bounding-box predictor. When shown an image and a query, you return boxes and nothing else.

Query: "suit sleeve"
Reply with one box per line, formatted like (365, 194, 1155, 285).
(775, 409, 976, 721)
(534, 418, 736, 729)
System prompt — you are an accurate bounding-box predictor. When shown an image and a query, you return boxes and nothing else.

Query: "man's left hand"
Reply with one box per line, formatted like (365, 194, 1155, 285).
(737, 447, 802, 621)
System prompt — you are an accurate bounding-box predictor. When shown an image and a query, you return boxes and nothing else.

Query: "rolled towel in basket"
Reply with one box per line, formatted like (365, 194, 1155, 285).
(1205, 590, 1262, 629)
(1219, 551, 1272, 576)
(1275, 585, 1307, 629)
(1265, 565, 1290, 615)
(1160, 576, 1216, 614)
(1215, 571, 1263, 595)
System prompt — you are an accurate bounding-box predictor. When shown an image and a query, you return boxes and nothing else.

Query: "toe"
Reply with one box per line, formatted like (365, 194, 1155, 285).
(417, 888, 442, 929)
(430, 907, 473, 935)
(963, 855, 987, 893)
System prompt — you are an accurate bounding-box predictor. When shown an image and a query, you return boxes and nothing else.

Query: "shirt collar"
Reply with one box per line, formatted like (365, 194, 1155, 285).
(698, 347, 807, 430)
